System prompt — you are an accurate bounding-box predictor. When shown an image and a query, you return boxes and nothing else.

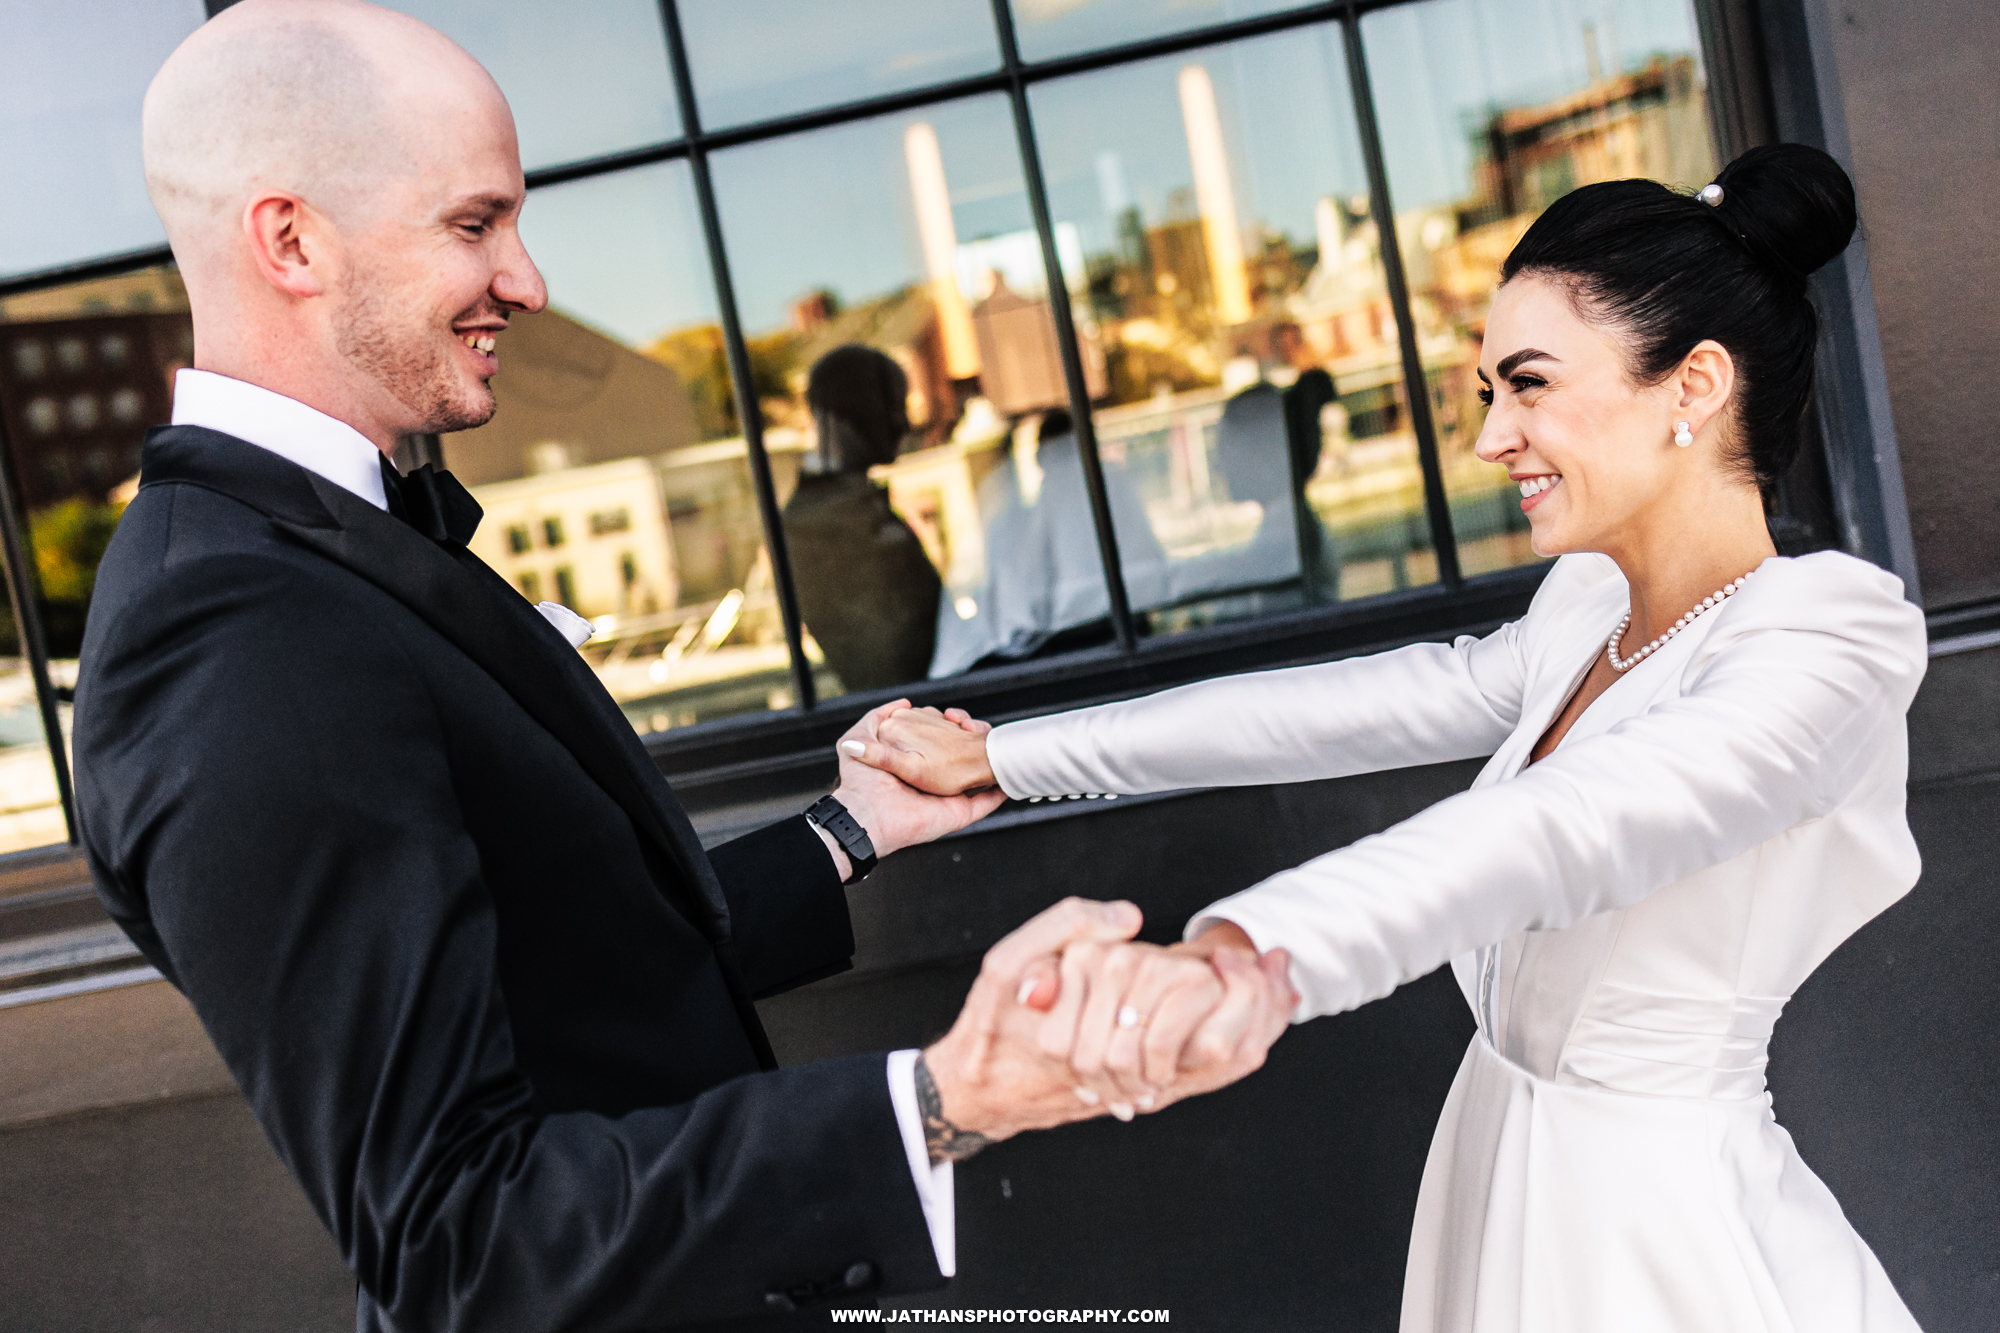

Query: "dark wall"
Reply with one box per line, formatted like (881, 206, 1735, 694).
(1827, 0, 2000, 609)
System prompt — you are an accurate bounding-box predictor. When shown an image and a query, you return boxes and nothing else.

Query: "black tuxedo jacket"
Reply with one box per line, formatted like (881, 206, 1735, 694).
(74, 426, 941, 1331)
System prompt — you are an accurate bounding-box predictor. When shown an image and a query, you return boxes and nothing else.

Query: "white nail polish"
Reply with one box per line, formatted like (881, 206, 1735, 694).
(839, 740, 865, 757)
(1109, 1102, 1135, 1121)
(1136, 1093, 1156, 1111)
(1073, 1085, 1101, 1106)
(1016, 977, 1038, 1006)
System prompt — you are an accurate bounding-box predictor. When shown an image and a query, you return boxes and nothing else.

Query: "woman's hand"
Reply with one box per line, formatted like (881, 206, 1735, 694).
(1023, 925, 1296, 1120)
(827, 702, 1005, 871)
(842, 705, 998, 796)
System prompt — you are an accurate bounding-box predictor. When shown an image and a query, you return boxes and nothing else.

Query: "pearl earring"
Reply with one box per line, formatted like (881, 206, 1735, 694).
(1673, 420, 1694, 448)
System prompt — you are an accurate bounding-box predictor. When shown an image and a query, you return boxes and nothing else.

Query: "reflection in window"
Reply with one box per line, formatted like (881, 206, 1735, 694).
(1033, 28, 1437, 637)
(680, 0, 1000, 131)
(0, 264, 182, 854)
(443, 163, 798, 734)
(1362, 0, 1716, 577)
(712, 95, 1134, 697)
(382, 0, 681, 169)
(1010, 0, 1306, 63)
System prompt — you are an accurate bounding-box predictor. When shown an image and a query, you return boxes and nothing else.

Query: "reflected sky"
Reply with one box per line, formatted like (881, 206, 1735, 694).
(1362, 0, 1706, 211)
(1031, 26, 1367, 257)
(388, 0, 682, 170)
(0, 0, 204, 280)
(709, 95, 1031, 335)
(680, 0, 1000, 131)
(516, 163, 717, 348)
(1011, 0, 1306, 63)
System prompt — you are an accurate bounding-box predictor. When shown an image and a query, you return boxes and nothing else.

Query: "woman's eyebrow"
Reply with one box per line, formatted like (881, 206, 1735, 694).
(1495, 348, 1558, 379)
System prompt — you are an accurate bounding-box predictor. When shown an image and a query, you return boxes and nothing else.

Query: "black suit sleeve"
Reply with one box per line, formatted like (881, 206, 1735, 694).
(707, 816, 856, 999)
(77, 551, 940, 1332)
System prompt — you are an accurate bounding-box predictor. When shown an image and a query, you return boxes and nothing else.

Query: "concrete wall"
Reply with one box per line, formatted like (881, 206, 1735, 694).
(1828, 0, 2000, 609)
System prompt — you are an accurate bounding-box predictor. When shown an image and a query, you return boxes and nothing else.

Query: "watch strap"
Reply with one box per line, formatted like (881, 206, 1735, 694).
(806, 795, 878, 880)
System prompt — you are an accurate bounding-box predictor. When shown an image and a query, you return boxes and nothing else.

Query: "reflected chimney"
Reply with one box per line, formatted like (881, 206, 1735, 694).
(1177, 64, 1252, 326)
(904, 122, 981, 380)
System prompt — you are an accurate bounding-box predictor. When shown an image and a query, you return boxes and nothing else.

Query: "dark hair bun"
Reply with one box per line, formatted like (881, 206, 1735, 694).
(1500, 143, 1859, 487)
(1711, 143, 1858, 291)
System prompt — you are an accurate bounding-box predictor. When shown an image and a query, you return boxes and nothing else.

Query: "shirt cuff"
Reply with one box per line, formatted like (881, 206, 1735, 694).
(885, 1049, 956, 1278)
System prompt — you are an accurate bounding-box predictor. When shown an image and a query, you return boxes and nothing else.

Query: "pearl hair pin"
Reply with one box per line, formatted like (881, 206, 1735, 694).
(1698, 182, 1725, 206)
(1674, 420, 1694, 447)
(1607, 572, 1755, 672)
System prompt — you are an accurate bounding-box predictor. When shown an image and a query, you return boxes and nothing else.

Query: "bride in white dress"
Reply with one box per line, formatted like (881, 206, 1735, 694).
(855, 144, 1926, 1331)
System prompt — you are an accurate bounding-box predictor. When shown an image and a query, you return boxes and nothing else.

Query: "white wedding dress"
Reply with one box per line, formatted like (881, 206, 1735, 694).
(986, 551, 1927, 1332)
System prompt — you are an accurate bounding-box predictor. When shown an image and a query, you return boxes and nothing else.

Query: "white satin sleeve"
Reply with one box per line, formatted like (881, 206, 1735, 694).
(1189, 552, 1927, 1022)
(986, 629, 1529, 801)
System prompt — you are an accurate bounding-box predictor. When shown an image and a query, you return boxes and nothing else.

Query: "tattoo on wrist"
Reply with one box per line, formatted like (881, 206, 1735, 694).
(914, 1052, 990, 1165)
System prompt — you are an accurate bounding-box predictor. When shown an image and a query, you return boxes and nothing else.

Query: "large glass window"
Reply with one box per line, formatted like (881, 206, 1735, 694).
(711, 95, 1131, 697)
(0, 0, 1752, 855)
(680, 0, 1001, 131)
(386, 0, 683, 169)
(0, 265, 190, 852)
(443, 163, 792, 735)
(1033, 29, 1436, 637)
(1361, 0, 1717, 578)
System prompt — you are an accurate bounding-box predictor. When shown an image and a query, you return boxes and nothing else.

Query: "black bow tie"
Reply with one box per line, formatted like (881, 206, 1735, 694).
(381, 459, 482, 545)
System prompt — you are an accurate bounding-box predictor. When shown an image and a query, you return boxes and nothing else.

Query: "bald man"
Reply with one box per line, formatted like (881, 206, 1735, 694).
(72, 3, 1291, 1330)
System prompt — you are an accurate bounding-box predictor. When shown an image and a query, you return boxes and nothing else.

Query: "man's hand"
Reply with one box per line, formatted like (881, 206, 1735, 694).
(918, 902, 1297, 1163)
(919, 897, 1147, 1161)
(825, 702, 1005, 876)
(844, 705, 998, 797)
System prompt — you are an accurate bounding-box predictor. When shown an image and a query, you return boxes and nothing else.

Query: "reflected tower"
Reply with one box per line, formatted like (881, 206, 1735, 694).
(1176, 63, 1252, 326)
(903, 122, 981, 380)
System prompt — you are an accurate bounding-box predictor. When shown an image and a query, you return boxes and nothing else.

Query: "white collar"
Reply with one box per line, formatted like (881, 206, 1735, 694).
(170, 369, 389, 511)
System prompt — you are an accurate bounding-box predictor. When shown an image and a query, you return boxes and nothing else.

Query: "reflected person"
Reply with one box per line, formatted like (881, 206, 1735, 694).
(782, 344, 940, 692)
(929, 408, 1170, 676)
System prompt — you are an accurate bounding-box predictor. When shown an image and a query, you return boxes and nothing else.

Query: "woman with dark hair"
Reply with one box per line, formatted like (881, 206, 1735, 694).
(852, 145, 1926, 1330)
(781, 344, 941, 692)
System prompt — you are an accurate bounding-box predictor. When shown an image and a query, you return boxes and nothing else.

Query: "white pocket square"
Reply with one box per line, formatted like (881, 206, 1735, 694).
(536, 601, 595, 649)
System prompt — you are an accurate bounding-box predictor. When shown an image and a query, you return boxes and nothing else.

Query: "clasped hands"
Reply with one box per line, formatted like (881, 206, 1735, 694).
(916, 897, 1297, 1163)
(831, 703, 1296, 1160)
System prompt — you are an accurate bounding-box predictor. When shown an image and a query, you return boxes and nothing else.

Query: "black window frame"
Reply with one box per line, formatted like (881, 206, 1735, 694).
(0, 0, 1924, 841)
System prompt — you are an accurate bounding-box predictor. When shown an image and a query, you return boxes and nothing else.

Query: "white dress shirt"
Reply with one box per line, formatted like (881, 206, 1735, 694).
(170, 369, 956, 1277)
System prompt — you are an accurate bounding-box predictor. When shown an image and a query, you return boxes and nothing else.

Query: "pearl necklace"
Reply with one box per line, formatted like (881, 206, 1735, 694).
(1606, 572, 1755, 672)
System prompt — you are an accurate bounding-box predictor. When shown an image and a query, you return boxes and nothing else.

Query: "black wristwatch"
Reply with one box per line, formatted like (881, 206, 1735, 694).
(805, 795, 878, 881)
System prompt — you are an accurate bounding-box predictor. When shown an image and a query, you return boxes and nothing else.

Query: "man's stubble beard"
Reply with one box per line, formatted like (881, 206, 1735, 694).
(333, 270, 498, 436)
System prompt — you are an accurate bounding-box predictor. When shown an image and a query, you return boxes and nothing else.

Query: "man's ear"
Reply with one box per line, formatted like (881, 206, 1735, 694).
(1675, 339, 1735, 436)
(243, 192, 330, 299)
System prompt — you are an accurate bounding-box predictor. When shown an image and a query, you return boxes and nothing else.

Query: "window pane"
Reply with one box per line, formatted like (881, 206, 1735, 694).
(680, 0, 1001, 131)
(1362, 0, 1718, 578)
(0, 0, 206, 279)
(712, 95, 1127, 696)
(0, 267, 189, 851)
(1010, 0, 1306, 64)
(1031, 28, 1437, 638)
(443, 163, 795, 735)
(385, 1, 681, 170)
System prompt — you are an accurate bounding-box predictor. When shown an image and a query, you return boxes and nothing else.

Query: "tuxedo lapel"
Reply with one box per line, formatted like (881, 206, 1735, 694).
(137, 427, 737, 945)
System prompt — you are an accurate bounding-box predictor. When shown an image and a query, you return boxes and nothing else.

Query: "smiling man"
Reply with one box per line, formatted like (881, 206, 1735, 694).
(70, 2, 1292, 1330)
